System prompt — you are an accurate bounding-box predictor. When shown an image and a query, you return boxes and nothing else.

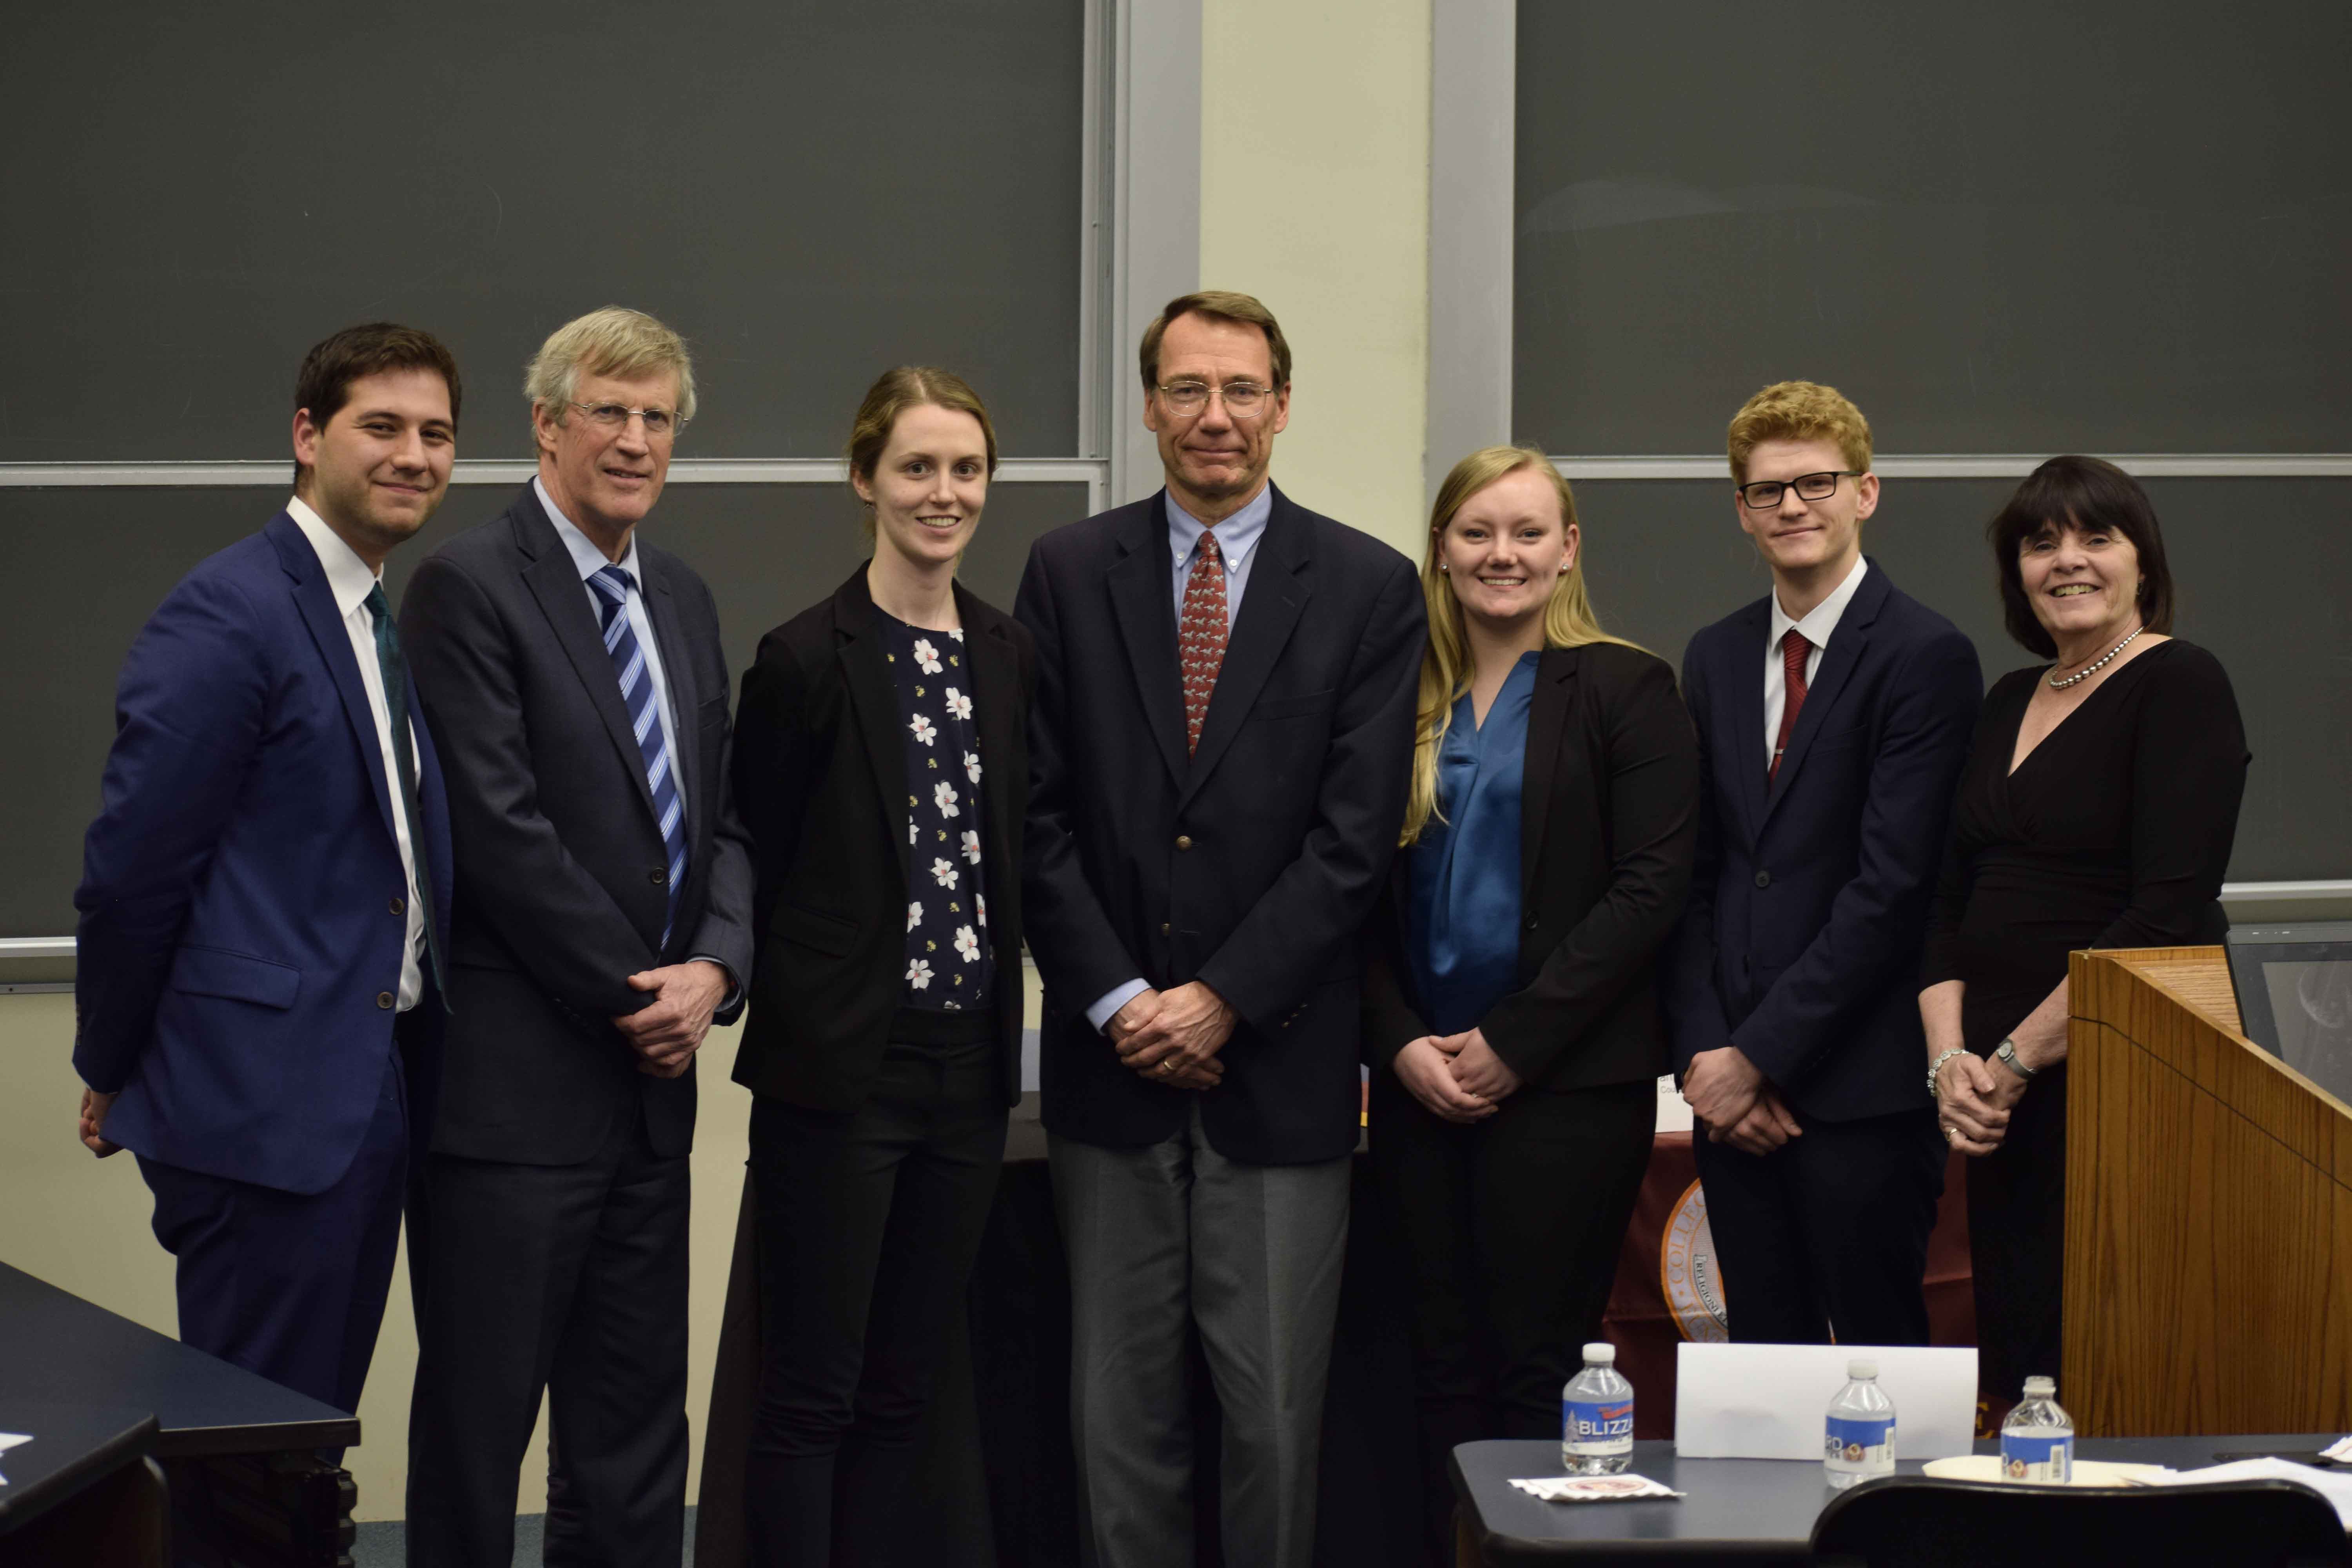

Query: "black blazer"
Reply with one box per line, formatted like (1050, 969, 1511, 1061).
(1659, 560, 1981, 1123)
(1016, 485, 1426, 1165)
(400, 483, 755, 1163)
(729, 568, 1035, 1112)
(1363, 641, 1700, 1093)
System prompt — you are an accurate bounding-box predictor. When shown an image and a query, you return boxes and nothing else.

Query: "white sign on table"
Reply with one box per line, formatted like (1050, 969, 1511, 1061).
(1674, 1342, 1977, 1460)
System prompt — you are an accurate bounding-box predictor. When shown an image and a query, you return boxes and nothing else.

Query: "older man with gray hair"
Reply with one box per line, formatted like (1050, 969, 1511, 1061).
(401, 306, 753, 1567)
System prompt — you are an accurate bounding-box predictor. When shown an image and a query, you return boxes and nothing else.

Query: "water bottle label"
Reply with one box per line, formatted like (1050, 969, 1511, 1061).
(1563, 1397, 1634, 1454)
(1824, 1415, 1896, 1473)
(2000, 1433, 2073, 1483)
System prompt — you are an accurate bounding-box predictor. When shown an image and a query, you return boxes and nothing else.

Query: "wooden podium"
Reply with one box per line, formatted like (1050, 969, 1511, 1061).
(2064, 945, 2352, 1436)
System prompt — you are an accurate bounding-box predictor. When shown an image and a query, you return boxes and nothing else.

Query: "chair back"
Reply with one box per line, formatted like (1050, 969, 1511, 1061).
(1811, 1476, 2349, 1567)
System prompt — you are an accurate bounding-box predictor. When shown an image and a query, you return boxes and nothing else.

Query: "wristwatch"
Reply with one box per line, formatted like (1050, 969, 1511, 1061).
(1994, 1037, 2039, 1080)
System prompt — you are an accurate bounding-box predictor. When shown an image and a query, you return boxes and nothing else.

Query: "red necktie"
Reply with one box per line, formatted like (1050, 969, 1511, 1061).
(1179, 533, 1229, 754)
(1769, 629, 1809, 784)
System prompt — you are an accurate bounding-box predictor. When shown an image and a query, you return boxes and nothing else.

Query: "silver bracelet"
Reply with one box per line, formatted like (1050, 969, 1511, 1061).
(1994, 1037, 2039, 1079)
(1927, 1046, 1969, 1099)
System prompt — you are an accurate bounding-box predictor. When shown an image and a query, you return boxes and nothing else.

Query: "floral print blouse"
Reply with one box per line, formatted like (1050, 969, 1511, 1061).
(883, 614, 995, 1011)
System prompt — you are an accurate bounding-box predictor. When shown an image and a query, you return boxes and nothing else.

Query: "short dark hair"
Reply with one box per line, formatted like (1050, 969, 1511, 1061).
(292, 323, 463, 485)
(1987, 455, 2175, 658)
(1138, 290, 1292, 394)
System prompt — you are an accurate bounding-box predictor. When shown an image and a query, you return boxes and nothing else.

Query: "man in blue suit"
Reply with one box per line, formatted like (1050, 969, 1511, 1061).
(1663, 381, 1980, 1345)
(73, 323, 461, 1421)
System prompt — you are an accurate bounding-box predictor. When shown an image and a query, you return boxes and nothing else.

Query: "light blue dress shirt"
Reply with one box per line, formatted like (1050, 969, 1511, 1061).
(1084, 482, 1278, 1034)
(1406, 654, 1538, 1036)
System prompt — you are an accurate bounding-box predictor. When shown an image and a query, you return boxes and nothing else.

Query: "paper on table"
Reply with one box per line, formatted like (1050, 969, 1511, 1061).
(1511, 1474, 1684, 1503)
(2141, 1457, 2352, 1529)
(1674, 1343, 1977, 1460)
(2321, 1435, 2352, 1463)
(0, 1435, 31, 1454)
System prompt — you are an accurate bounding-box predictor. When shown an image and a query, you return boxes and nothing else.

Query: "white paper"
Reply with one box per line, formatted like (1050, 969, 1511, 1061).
(2143, 1457, 2352, 1529)
(1673, 1342, 1977, 1460)
(0, 1435, 31, 1454)
(1511, 1474, 1684, 1503)
(2321, 1434, 2352, 1463)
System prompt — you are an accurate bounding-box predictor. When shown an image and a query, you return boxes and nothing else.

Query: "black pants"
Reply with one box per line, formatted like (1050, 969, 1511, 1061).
(406, 1113, 691, 1568)
(745, 1037, 1007, 1568)
(1370, 1073, 1655, 1568)
(1967, 1060, 2067, 1406)
(1691, 1103, 1945, 1346)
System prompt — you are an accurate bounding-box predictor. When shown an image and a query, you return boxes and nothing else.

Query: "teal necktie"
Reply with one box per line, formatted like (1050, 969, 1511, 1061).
(365, 584, 446, 1003)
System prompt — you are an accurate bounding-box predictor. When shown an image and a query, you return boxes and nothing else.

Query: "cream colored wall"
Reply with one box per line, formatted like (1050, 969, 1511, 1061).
(1200, 0, 1434, 560)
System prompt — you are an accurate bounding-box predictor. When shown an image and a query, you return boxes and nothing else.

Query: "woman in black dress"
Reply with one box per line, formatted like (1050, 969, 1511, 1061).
(729, 367, 1035, 1566)
(1920, 455, 2247, 1419)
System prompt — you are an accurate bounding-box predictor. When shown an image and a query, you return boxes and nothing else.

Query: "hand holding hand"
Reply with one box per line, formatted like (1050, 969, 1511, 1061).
(1936, 1051, 2014, 1154)
(1710, 1087, 1802, 1156)
(79, 1087, 120, 1157)
(1117, 981, 1236, 1089)
(1394, 1037, 1494, 1123)
(1682, 1045, 1764, 1130)
(1444, 1027, 1523, 1102)
(614, 960, 728, 1073)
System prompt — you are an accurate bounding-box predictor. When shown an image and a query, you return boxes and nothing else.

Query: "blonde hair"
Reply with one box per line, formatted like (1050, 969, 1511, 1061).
(844, 366, 999, 540)
(1725, 380, 1871, 484)
(524, 306, 699, 426)
(1401, 446, 1642, 845)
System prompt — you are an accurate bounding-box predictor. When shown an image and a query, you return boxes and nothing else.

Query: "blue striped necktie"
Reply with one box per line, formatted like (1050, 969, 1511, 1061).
(590, 564, 688, 948)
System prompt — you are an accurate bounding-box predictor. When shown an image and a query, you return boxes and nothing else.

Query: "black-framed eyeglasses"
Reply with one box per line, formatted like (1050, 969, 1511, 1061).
(1736, 470, 1860, 509)
(1154, 379, 1278, 419)
(570, 401, 688, 439)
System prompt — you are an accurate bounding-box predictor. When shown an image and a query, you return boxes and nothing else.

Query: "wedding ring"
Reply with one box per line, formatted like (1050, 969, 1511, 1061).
(1158, 1058, 1175, 1075)
(1942, 1124, 1958, 1140)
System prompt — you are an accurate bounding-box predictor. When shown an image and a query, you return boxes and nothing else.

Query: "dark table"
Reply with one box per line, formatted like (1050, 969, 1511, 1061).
(0, 1263, 359, 1564)
(1450, 1434, 2351, 1564)
(0, 1399, 162, 1566)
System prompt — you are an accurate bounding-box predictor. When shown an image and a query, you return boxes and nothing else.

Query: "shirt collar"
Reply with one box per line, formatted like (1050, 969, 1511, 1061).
(285, 495, 382, 618)
(1770, 553, 1869, 650)
(535, 475, 642, 588)
(1166, 482, 1274, 572)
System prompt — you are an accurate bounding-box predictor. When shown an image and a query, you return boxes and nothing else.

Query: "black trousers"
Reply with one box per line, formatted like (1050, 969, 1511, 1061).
(745, 1037, 1007, 1568)
(1967, 1060, 2068, 1406)
(1369, 1073, 1655, 1568)
(1691, 1102, 1946, 1346)
(406, 1112, 691, 1568)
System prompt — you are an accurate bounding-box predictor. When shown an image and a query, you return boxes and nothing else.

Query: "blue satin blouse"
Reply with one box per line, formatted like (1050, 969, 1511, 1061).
(1406, 653, 1536, 1036)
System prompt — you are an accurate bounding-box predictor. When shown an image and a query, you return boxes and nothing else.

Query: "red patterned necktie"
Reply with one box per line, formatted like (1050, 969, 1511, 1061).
(1769, 628, 1809, 784)
(1179, 532, 1229, 754)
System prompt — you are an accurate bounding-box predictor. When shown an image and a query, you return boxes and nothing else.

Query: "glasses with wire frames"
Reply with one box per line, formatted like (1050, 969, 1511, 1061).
(1153, 379, 1279, 419)
(1736, 470, 1862, 510)
(568, 401, 688, 440)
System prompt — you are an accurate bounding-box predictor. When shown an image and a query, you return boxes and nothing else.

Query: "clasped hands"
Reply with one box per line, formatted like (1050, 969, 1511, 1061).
(1393, 1028, 1522, 1123)
(1934, 1047, 2032, 1156)
(613, 959, 729, 1078)
(1107, 983, 1236, 1089)
(1682, 1045, 1804, 1156)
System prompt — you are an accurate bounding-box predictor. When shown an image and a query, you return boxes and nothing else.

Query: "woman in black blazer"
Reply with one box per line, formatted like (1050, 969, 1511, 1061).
(1363, 446, 1699, 1564)
(728, 367, 1036, 1567)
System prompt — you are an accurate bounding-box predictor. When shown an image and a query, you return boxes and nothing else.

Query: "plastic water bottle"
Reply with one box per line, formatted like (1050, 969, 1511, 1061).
(1824, 1358, 1897, 1490)
(1999, 1376, 2074, 1483)
(1561, 1342, 1635, 1474)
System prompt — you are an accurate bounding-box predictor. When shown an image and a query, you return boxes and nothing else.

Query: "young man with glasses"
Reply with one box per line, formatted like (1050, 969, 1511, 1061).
(1661, 380, 1980, 1347)
(1016, 291, 1425, 1568)
(398, 307, 753, 1567)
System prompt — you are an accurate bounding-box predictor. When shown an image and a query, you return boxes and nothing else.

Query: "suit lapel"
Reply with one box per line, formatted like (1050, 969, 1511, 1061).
(1107, 496, 1189, 788)
(1761, 563, 1886, 825)
(1726, 597, 1773, 843)
(640, 557, 700, 813)
(835, 572, 915, 894)
(513, 496, 661, 824)
(270, 514, 400, 848)
(1179, 487, 1310, 807)
(1517, 646, 1577, 905)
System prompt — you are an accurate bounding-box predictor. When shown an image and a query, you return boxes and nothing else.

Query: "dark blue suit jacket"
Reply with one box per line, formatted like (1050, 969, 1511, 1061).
(1661, 560, 1980, 1123)
(74, 511, 453, 1195)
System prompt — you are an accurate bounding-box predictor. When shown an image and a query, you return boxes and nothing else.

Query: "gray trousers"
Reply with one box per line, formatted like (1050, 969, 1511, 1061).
(1050, 1104, 1352, 1568)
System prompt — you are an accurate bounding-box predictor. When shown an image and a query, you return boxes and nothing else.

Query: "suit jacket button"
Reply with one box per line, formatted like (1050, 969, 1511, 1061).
(1175, 835, 1193, 851)
(377, 992, 395, 1009)
(651, 868, 668, 886)
(1755, 869, 1771, 889)
(390, 896, 406, 916)
(1160, 922, 1172, 936)
(1523, 913, 1538, 931)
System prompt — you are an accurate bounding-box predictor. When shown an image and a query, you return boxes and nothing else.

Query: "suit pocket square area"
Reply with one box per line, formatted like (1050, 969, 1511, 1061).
(773, 902, 861, 958)
(166, 945, 302, 1009)
(1250, 688, 1337, 722)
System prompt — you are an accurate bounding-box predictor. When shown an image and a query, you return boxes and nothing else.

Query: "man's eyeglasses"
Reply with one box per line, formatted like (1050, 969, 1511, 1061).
(570, 401, 688, 439)
(1736, 470, 1861, 510)
(1154, 380, 1278, 419)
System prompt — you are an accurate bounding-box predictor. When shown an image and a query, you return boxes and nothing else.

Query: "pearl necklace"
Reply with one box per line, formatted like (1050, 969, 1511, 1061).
(2048, 625, 2142, 690)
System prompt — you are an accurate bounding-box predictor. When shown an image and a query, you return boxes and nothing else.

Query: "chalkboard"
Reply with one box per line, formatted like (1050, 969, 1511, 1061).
(1555, 474, 2350, 884)
(1515, 0, 2352, 454)
(1, 481, 1088, 938)
(0, 0, 1087, 461)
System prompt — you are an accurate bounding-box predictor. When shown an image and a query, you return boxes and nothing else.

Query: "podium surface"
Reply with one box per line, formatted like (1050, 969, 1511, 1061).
(2065, 945, 2352, 1437)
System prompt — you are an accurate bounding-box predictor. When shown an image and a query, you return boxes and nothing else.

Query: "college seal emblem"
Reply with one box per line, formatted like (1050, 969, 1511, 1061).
(1659, 1178, 1729, 1341)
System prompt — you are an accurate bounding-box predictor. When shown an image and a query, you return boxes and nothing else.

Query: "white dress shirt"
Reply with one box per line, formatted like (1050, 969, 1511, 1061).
(286, 497, 426, 1011)
(535, 476, 686, 797)
(1763, 553, 1870, 769)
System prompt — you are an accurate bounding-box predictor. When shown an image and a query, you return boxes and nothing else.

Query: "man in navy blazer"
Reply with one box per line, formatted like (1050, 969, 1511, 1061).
(1662, 381, 1980, 1346)
(1018, 292, 1424, 1567)
(73, 323, 460, 1422)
